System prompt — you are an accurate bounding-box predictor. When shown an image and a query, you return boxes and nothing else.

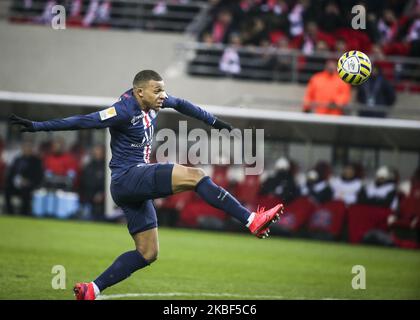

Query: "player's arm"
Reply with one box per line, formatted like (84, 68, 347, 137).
(9, 105, 128, 132)
(162, 95, 234, 131)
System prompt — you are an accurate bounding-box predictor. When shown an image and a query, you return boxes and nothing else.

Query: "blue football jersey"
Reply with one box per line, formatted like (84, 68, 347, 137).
(33, 89, 216, 179)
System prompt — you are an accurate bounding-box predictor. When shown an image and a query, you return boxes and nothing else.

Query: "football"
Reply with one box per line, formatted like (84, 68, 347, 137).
(337, 50, 372, 85)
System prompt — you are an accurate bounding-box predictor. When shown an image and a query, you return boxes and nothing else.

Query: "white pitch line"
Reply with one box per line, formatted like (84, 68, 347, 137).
(97, 292, 286, 300)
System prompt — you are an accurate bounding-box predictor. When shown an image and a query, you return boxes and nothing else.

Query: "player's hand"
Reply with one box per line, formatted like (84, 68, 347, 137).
(213, 117, 234, 131)
(9, 114, 35, 132)
(213, 117, 241, 139)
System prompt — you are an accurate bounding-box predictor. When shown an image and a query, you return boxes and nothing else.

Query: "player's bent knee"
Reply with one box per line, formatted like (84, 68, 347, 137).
(172, 165, 208, 193)
(190, 168, 207, 184)
(137, 247, 159, 264)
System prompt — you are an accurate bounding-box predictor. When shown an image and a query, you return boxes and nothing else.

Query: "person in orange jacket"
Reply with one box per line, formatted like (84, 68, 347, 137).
(303, 59, 351, 115)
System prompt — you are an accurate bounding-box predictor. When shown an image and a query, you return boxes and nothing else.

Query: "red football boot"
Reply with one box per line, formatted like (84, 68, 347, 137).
(73, 282, 96, 300)
(248, 204, 284, 238)
(255, 227, 270, 239)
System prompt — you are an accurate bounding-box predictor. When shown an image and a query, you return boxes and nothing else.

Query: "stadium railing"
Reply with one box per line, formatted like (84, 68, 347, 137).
(180, 42, 420, 93)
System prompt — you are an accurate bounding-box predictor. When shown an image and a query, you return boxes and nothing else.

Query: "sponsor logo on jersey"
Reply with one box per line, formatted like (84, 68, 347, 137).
(131, 114, 144, 126)
(131, 136, 151, 148)
(99, 107, 117, 121)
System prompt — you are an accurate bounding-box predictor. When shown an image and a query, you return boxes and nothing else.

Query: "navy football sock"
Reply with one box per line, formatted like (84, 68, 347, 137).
(195, 176, 250, 225)
(94, 250, 149, 292)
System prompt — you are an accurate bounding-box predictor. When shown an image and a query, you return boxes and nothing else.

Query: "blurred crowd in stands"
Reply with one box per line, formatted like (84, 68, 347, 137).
(9, 0, 419, 109)
(200, 0, 420, 58)
(10, 0, 203, 30)
(0, 136, 106, 221)
(188, 0, 420, 93)
(0, 135, 419, 249)
(11, 0, 113, 28)
(155, 157, 420, 249)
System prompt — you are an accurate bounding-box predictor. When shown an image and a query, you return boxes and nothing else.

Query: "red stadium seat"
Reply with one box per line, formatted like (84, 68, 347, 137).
(347, 205, 392, 244)
(179, 200, 225, 228)
(307, 200, 347, 239)
(234, 174, 260, 211)
(161, 191, 196, 212)
(276, 197, 317, 233)
(389, 187, 420, 249)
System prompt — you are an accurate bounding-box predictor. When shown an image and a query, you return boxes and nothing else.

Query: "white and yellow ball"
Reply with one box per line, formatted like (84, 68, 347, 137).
(337, 50, 372, 85)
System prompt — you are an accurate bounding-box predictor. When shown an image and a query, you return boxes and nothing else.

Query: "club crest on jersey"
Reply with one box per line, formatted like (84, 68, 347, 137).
(131, 114, 144, 126)
(99, 107, 117, 121)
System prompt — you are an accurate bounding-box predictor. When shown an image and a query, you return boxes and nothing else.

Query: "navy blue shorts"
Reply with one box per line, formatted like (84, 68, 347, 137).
(110, 163, 174, 235)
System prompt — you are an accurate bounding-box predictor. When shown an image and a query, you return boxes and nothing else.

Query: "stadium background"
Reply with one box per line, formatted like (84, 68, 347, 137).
(0, 0, 419, 300)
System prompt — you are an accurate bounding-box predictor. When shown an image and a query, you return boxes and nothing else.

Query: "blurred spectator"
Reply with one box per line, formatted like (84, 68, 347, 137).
(43, 137, 79, 190)
(273, 36, 293, 81)
(219, 33, 242, 75)
(4, 142, 43, 215)
(302, 59, 351, 115)
(82, 0, 111, 27)
(201, 9, 235, 44)
(388, 165, 420, 229)
(301, 161, 333, 204)
(35, 0, 57, 24)
(377, 9, 401, 46)
(370, 44, 396, 80)
(333, 38, 348, 56)
(260, 157, 300, 204)
(79, 145, 105, 220)
(402, 3, 420, 81)
(241, 17, 268, 46)
(357, 65, 396, 118)
(317, 1, 343, 33)
(152, 1, 168, 16)
(290, 21, 335, 55)
(300, 39, 330, 80)
(357, 166, 399, 210)
(331, 163, 363, 206)
(287, 0, 310, 37)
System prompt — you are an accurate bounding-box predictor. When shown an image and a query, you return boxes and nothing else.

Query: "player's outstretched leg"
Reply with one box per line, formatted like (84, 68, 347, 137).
(74, 228, 157, 300)
(172, 164, 284, 238)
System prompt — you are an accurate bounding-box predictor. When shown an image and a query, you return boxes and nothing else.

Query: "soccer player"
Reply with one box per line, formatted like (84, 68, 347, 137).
(9, 70, 284, 300)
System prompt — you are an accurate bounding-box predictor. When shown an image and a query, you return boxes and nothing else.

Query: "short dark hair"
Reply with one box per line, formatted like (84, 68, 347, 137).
(133, 70, 162, 87)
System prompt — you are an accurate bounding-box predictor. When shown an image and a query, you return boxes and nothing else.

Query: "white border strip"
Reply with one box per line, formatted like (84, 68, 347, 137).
(97, 292, 286, 300)
(1, 90, 419, 130)
(97, 292, 340, 300)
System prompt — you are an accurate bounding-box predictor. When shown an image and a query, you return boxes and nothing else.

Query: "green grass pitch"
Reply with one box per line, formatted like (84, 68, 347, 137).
(0, 215, 419, 300)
